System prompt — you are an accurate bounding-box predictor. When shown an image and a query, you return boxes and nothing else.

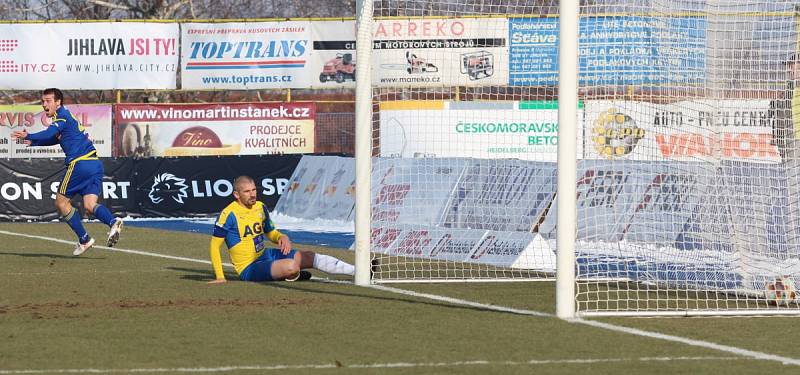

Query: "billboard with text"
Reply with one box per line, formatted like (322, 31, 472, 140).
(584, 100, 779, 163)
(0, 23, 178, 89)
(114, 103, 315, 157)
(508, 16, 706, 86)
(311, 20, 357, 88)
(0, 104, 112, 158)
(181, 22, 312, 89)
(372, 18, 509, 87)
(379, 100, 581, 161)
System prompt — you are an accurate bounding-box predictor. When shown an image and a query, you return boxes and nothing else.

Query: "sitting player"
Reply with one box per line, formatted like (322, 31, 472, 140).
(208, 175, 356, 283)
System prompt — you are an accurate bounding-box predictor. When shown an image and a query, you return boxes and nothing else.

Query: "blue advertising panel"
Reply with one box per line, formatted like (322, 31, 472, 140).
(509, 16, 707, 86)
(508, 18, 559, 86)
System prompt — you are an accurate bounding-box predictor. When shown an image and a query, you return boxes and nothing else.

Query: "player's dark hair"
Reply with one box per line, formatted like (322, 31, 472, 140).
(234, 175, 255, 191)
(42, 88, 64, 106)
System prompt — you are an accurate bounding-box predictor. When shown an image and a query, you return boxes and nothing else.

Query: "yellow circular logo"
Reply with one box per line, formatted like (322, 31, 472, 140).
(592, 108, 645, 158)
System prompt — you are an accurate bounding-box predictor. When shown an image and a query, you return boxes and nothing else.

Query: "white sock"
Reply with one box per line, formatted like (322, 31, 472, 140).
(313, 254, 355, 275)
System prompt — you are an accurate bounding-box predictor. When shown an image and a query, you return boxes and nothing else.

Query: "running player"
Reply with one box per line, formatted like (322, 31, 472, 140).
(11, 88, 123, 256)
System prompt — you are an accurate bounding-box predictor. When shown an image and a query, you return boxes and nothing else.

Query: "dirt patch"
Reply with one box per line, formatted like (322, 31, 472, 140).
(113, 298, 311, 309)
(0, 297, 322, 319)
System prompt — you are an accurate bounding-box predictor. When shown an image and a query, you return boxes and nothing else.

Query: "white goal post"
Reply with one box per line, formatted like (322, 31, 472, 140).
(355, 0, 800, 317)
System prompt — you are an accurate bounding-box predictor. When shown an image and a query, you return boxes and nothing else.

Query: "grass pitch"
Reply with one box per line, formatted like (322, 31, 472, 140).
(0, 222, 797, 374)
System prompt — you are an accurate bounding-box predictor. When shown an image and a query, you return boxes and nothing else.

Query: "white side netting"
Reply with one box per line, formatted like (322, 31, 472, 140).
(367, 1, 561, 282)
(574, 1, 800, 315)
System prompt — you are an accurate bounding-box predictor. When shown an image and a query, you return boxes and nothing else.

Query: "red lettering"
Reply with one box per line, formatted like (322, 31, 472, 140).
(758, 133, 779, 157)
(656, 134, 684, 157)
(392, 22, 402, 37)
(393, 230, 430, 256)
(372, 228, 401, 250)
(407, 22, 417, 36)
(721, 133, 734, 157)
(657, 132, 779, 160)
(375, 20, 466, 37)
(371, 208, 399, 222)
(375, 184, 410, 205)
(375, 23, 387, 37)
(451, 21, 465, 35)
(734, 133, 755, 158)
(685, 134, 711, 156)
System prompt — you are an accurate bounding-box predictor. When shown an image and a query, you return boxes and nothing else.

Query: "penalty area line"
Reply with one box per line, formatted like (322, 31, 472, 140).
(2, 229, 799, 366)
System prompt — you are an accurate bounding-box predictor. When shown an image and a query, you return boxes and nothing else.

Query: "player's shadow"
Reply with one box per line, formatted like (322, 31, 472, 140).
(168, 266, 232, 281)
(167, 266, 529, 316)
(267, 278, 527, 316)
(0, 251, 100, 260)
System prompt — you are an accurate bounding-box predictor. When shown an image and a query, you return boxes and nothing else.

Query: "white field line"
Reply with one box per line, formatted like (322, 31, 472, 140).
(2, 270, 171, 276)
(1, 229, 799, 367)
(367, 284, 800, 366)
(0, 230, 232, 268)
(0, 356, 746, 374)
(368, 283, 550, 316)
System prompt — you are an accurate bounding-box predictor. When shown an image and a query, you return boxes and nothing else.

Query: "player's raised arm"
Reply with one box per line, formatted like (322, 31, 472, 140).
(10, 129, 32, 145)
(11, 129, 28, 139)
(12, 125, 60, 147)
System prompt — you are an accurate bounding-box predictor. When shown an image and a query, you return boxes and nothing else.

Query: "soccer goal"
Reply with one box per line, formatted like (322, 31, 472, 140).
(354, 1, 800, 316)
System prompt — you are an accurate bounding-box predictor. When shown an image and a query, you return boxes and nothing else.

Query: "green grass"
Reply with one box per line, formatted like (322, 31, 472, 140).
(0, 222, 797, 374)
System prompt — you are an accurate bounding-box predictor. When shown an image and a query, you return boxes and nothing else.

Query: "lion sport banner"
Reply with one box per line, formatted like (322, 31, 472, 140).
(0, 155, 301, 221)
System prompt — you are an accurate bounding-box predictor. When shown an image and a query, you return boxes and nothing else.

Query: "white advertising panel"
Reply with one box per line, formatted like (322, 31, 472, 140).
(371, 223, 555, 271)
(181, 22, 313, 89)
(114, 103, 315, 157)
(584, 100, 780, 163)
(0, 23, 178, 89)
(310, 20, 357, 88)
(1, 105, 112, 158)
(371, 157, 468, 226)
(379, 101, 582, 161)
(372, 18, 508, 87)
(274, 155, 356, 220)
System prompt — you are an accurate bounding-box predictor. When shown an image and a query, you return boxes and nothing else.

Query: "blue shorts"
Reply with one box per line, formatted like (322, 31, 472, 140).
(239, 249, 298, 282)
(59, 159, 104, 198)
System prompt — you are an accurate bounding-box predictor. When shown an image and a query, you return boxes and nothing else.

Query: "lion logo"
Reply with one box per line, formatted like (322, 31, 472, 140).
(149, 173, 189, 204)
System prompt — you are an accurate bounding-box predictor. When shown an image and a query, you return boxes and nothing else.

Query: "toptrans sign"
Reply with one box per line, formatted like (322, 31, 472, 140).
(181, 22, 312, 89)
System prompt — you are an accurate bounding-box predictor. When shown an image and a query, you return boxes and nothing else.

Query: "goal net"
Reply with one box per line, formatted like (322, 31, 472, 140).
(568, 1, 800, 316)
(356, 0, 800, 315)
(362, 1, 562, 283)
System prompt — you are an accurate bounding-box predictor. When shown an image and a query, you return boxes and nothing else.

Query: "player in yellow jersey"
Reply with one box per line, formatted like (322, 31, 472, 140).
(208, 175, 357, 283)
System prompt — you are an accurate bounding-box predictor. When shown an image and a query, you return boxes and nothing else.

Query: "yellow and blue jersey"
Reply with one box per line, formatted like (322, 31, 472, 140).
(212, 200, 283, 275)
(25, 106, 101, 197)
(26, 106, 96, 165)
